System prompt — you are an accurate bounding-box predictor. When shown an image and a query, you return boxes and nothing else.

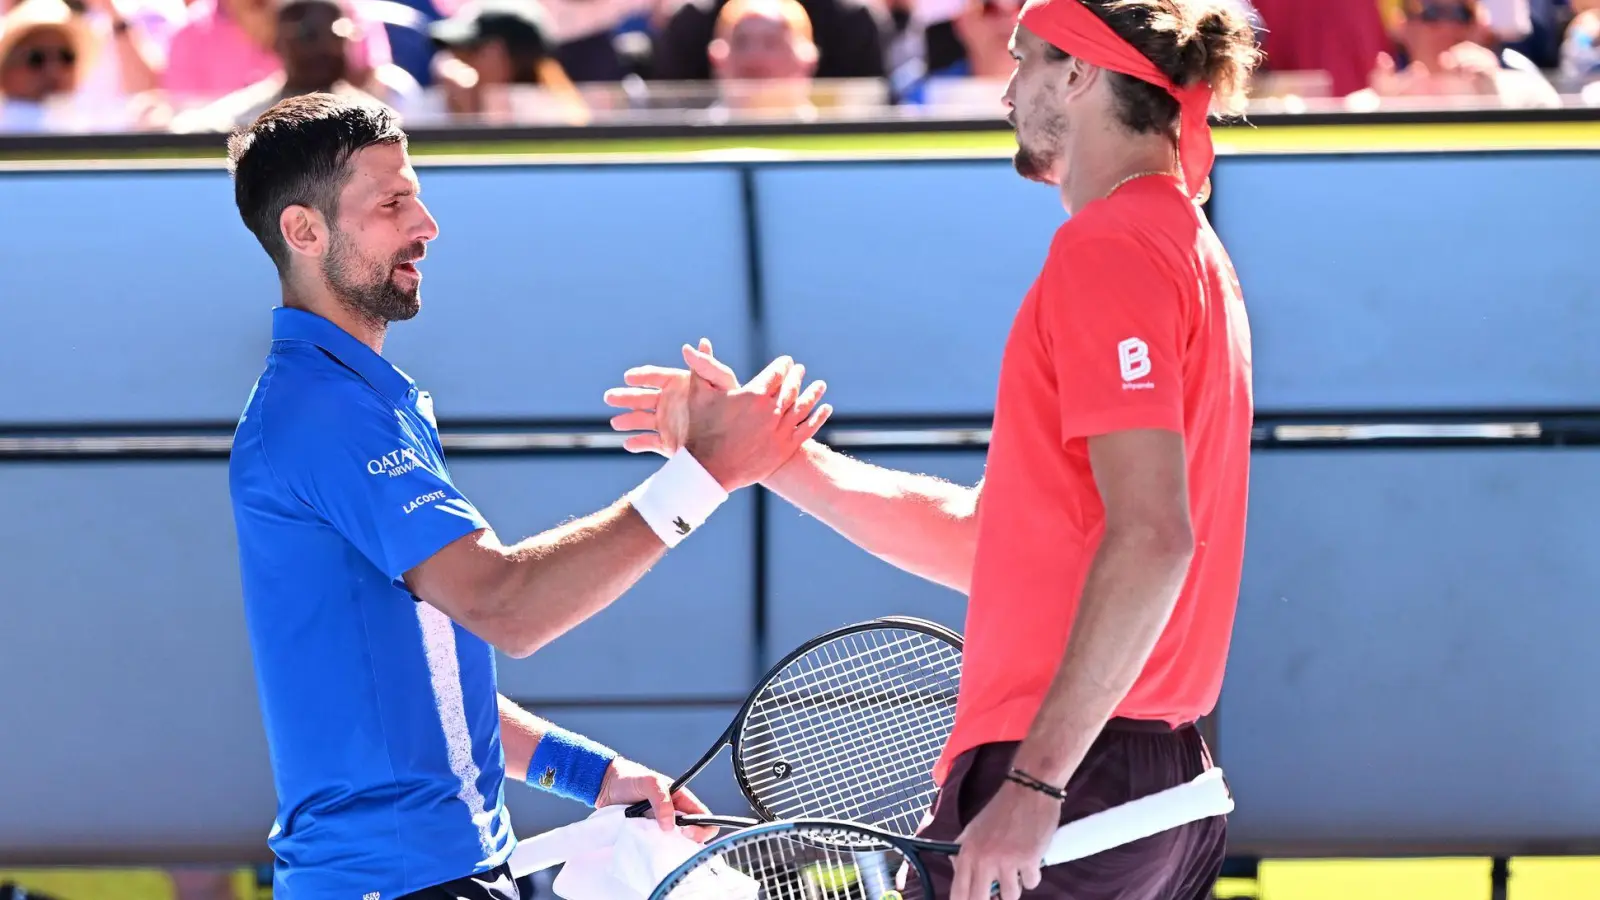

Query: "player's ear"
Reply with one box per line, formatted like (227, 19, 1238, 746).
(1061, 56, 1098, 100)
(708, 37, 730, 72)
(279, 204, 328, 260)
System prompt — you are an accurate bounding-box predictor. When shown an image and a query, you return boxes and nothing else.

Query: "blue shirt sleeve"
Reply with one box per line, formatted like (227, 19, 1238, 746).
(260, 381, 490, 583)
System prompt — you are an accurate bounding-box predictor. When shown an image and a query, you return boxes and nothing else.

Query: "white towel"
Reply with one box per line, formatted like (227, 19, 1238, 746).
(547, 806, 758, 900)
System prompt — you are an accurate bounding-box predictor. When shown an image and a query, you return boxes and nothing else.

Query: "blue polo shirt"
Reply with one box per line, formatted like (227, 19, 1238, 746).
(229, 307, 515, 900)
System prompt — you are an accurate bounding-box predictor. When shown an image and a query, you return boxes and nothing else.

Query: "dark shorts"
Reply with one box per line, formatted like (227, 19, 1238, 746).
(396, 863, 522, 900)
(917, 720, 1227, 900)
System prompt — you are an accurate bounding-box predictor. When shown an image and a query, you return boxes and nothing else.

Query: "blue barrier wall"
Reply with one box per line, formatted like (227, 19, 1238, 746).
(2, 149, 1598, 864)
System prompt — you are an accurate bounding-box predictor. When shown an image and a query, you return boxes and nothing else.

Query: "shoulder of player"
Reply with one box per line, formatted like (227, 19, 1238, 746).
(252, 351, 399, 458)
(1043, 217, 1151, 274)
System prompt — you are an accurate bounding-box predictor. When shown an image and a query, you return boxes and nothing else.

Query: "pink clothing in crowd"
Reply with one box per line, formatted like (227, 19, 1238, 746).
(161, 0, 392, 101)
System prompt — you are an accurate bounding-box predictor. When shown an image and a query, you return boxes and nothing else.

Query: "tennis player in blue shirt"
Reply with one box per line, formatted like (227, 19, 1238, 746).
(225, 94, 833, 900)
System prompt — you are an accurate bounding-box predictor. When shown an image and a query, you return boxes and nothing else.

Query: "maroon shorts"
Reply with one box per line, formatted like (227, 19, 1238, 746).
(916, 720, 1227, 900)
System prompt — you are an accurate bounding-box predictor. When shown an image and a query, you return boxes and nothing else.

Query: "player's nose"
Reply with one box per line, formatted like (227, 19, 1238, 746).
(414, 201, 440, 243)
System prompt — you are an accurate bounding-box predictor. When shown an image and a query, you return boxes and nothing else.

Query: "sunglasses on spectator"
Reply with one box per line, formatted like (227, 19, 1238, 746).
(16, 46, 76, 69)
(1411, 3, 1474, 24)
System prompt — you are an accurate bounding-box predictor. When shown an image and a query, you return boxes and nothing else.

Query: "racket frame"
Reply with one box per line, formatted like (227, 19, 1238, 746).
(646, 816, 945, 900)
(623, 615, 964, 824)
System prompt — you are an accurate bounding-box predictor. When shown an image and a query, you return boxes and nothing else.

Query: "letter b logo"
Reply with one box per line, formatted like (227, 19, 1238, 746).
(1118, 337, 1151, 382)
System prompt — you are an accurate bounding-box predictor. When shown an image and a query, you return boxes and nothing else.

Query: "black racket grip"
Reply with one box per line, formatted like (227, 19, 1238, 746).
(623, 799, 652, 818)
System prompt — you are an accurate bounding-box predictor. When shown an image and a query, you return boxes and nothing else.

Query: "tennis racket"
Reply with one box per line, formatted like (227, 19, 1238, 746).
(645, 767, 1236, 900)
(622, 615, 964, 838)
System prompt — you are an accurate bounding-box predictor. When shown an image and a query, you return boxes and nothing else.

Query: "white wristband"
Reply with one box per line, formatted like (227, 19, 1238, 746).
(629, 447, 730, 548)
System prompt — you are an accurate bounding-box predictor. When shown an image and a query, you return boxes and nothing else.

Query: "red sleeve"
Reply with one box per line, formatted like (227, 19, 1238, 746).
(1039, 233, 1189, 445)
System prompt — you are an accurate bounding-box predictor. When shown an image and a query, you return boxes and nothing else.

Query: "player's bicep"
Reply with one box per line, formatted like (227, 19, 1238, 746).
(403, 527, 516, 632)
(1043, 237, 1188, 444)
(1086, 428, 1192, 547)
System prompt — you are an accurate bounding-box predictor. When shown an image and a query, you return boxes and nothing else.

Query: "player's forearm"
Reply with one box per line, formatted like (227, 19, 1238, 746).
(483, 499, 667, 657)
(763, 441, 981, 593)
(498, 694, 547, 782)
(1009, 523, 1194, 787)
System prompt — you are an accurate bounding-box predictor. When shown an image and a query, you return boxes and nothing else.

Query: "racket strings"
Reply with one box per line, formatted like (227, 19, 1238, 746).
(736, 628, 962, 837)
(748, 633, 958, 812)
(742, 682, 951, 830)
(655, 828, 929, 900)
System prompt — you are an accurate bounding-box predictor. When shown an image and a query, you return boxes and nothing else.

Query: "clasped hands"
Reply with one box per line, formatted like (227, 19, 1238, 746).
(603, 339, 831, 490)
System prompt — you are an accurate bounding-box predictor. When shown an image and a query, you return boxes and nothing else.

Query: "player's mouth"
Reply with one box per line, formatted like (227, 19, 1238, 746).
(393, 253, 425, 278)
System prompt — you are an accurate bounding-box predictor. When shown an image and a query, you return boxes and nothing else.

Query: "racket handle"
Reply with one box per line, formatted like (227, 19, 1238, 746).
(622, 807, 760, 829)
(1039, 767, 1235, 867)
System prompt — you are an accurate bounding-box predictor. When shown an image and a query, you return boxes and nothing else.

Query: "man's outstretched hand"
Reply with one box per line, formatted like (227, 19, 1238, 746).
(604, 339, 831, 488)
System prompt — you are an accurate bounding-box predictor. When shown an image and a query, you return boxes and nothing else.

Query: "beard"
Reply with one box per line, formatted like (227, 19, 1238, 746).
(323, 228, 424, 325)
(1011, 104, 1067, 186)
(1013, 144, 1057, 184)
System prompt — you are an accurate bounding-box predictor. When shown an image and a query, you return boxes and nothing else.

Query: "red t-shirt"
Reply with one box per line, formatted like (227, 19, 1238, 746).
(935, 175, 1254, 784)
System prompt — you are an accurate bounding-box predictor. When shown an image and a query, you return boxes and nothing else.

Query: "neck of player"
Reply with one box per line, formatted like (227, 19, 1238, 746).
(1060, 124, 1179, 215)
(282, 280, 388, 354)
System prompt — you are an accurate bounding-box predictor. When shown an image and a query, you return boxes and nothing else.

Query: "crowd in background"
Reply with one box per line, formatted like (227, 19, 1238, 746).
(0, 0, 1594, 134)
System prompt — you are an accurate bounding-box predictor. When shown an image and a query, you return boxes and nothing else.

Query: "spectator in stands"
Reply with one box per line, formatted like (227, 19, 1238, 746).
(0, 0, 88, 115)
(708, 0, 816, 115)
(426, 0, 587, 121)
(950, 0, 1019, 79)
(650, 0, 885, 83)
(1561, 0, 1600, 99)
(908, 0, 1014, 110)
(0, 0, 136, 130)
(174, 0, 417, 128)
(1250, 0, 1391, 97)
(1352, 0, 1560, 107)
(162, 0, 395, 107)
(72, 0, 182, 107)
(534, 0, 647, 80)
(1379, 0, 1539, 46)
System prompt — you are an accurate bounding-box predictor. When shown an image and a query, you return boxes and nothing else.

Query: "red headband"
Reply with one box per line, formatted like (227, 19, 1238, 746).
(1016, 0, 1213, 200)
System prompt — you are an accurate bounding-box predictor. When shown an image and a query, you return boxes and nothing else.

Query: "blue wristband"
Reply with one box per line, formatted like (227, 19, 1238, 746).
(526, 725, 617, 806)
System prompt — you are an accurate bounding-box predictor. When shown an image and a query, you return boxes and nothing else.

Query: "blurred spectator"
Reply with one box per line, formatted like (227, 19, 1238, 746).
(535, 0, 648, 80)
(1381, 0, 1570, 68)
(0, 0, 88, 117)
(354, 0, 448, 86)
(175, 0, 417, 128)
(0, 0, 138, 130)
(650, 0, 885, 82)
(1561, 0, 1600, 98)
(1353, 0, 1560, 107)
(877, 0, 920, 101)
(916, 0, 968, 79)
(948, 0, 1016, 79)
(162, 0, 396, 106)
(708, 0, 816, 115)
(73, 0, 185, 104)
(425, 0, 587, 121)
(1251, 0, 1392, 97)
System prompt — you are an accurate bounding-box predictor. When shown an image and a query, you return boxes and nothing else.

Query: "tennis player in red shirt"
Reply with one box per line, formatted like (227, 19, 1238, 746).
(607, 2, 1261, 897)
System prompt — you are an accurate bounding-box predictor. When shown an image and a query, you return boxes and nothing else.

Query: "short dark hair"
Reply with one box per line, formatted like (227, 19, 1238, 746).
(226, 93, 408, 273)
(1080, 0, 1261, 137)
